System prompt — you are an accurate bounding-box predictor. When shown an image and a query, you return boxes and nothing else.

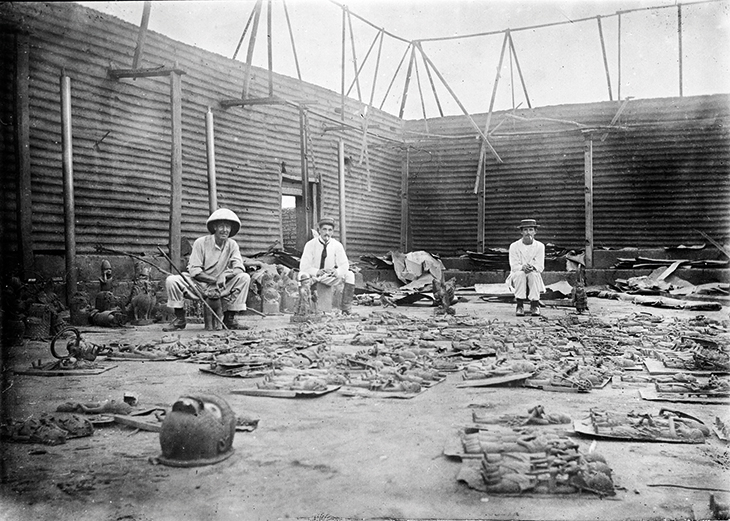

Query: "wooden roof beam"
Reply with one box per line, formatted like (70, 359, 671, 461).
(220, 95, 317, 108)
(109, 67, 186, 79)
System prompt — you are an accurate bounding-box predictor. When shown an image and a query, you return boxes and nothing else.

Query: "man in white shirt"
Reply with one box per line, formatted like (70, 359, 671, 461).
(506, 219, 546, 316)
(299, 217, 356, 313)
(164, 208, 261, 330)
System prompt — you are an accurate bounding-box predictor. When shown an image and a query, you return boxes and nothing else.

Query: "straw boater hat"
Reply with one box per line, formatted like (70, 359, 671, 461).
(518, 219, 540, 229)
(318, 217, 335, 228)
(206, 208, 241, 237)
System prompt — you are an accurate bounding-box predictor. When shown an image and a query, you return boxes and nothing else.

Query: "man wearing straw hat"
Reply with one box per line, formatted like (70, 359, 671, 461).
(506, 218, 546, 317)
(299, 216, 356, 314)
(164, 208, 260, 330)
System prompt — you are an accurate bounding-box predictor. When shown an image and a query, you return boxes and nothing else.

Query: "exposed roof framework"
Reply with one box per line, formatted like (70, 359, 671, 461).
(130, 1, 727, 116)
(126, 0, 727, 164)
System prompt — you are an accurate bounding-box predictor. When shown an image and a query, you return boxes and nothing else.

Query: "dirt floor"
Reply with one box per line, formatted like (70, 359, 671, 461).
(1, 296, 729, 521)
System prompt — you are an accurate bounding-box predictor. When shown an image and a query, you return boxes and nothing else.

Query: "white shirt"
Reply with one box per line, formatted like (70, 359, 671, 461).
(508, 239, 545, 273)
(299, 237, 349, 279)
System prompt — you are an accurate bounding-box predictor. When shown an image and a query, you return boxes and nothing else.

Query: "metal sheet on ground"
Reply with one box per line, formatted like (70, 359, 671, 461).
(230, 385, 341, 398)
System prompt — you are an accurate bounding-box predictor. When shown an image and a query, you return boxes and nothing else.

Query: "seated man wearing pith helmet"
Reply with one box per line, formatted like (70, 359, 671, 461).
(164, 208, 261, 330)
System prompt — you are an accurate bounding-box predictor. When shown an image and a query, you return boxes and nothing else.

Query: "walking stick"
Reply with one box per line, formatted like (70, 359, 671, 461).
(156, 246, 228, 330)
(95, 245, 173, 276)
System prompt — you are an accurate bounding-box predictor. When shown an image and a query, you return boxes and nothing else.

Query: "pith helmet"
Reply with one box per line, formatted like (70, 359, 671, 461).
(206, 208, 241, 237)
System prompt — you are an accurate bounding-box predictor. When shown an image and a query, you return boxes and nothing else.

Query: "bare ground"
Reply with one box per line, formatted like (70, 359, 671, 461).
(1, 298, 729, 521)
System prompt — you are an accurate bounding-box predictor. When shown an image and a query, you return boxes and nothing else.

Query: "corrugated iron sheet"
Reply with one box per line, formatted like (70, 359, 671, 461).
(3, 2, 728, 267)
(405, 95, 730, 254)
(1, 29, 18, 253)
(0, 2, 404, 261)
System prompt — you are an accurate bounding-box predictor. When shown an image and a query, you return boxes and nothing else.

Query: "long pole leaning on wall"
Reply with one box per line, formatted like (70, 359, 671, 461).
(60, 71, 77, 304)
(299, 107, 311, 236)
(205, 108, 218, 213)
(401, 146, 411, 253)
(477, 160, 485, 254)
(15, 32, 33, 278)
(584, 136, 594, 269)
(168, 70, 183, 272)
(338, 139, 347, 250)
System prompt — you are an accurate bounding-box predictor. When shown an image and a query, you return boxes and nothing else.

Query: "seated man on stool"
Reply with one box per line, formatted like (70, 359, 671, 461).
(299, 216, 356, 314)
(506, 218, 545, 317)
(164, 208, 260, 330)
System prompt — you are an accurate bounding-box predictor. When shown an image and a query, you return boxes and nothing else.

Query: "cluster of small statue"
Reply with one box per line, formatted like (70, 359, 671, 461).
(247, 266, 310, 317)
(70, 260, 329, 328)
(70, 260, 157, 327)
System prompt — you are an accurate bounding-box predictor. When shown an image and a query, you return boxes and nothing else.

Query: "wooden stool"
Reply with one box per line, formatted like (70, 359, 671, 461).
(314, 283, 342, 312)
(203, 298, 223, 330)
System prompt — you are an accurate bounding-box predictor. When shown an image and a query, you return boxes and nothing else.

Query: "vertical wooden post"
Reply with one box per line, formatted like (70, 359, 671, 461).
(477, 160, 485, 253)
(584, 137, 594, 269)
(677, 4, 683, 97)
(617, 13, 622, 101)
(400, 146, 410, 252)
(299, 106, 311, 237)
(205, 107, 217, 213)
(266, 0, 274, 97)
(338, 139, 347, 250)
(132, 1, 152, 69)
(340, 5, 346, 124)
(169, 71, 183, 271)
(60, 72, 77, 303)
(15, 33, 33, 278)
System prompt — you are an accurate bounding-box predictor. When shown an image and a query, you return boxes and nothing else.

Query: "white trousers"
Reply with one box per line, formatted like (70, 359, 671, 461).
(165, 272, 251, 312)
(303, 271, 355, 286)
(510, 271, 543, 301)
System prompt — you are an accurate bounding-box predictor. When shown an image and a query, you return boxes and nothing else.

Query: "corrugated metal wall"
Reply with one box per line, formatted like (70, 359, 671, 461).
(405, 95, 730, 254)
(0, 2, 404, 263)
(1, 28, 18, 256)
(3, 3, 727, 268)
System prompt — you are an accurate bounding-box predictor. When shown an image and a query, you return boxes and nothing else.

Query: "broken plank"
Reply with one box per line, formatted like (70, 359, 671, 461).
(112, 414, 162, 432)
(230, 385, 341, 398)
(644, 358, 729, 376)
(456, 372, 533, 388)
(14, 365, 117, 376)
(639, 388, 730, 405)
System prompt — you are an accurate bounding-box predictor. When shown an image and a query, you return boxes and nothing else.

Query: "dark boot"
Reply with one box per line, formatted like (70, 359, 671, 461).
(340, 283, 356, 314)
(515, 299, 525, 317)
(530, 300, 541, 316)
(163, 308, 186, 331)
(223, 311, 248, 330)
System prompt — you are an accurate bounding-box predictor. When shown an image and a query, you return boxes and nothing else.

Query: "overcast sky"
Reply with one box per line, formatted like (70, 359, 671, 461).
(77, 0, 730, 118)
